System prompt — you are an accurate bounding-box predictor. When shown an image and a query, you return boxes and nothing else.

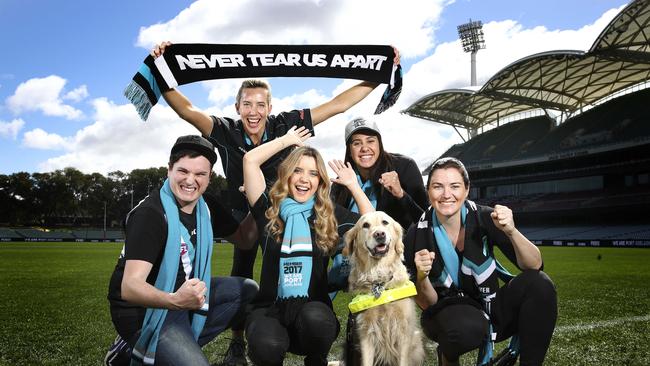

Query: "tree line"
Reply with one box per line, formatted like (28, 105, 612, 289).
(0, 167, 227, 228)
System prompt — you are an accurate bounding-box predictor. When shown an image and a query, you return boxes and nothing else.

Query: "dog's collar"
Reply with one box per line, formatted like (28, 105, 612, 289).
(370, 274, 393, 298)
(348, 281, 417, 313)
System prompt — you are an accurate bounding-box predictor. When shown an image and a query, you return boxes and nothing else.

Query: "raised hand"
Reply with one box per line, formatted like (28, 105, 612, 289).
(282, 126, 312, 148)
(150, 41, 173, 58)
(328, 159, 357, 188)
(379, 170, 404, 199)
(414, 249, 435, 280)
(491, 204, 516, 236)
(391, 46, 401, 65)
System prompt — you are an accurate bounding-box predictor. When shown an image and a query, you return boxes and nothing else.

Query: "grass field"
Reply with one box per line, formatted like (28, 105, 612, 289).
(0, 243, 648, 365)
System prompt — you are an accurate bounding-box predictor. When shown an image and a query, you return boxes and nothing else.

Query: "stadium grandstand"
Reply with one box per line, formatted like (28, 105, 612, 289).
(403, 0, 650, 248)
(0, 227, 124, 242)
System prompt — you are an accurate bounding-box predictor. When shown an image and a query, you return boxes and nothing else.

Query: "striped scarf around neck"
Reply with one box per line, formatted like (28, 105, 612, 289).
(130, 179, 213, 365)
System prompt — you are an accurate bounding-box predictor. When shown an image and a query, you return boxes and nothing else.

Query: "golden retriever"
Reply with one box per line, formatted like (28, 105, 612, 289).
(343, 211, 424, 366)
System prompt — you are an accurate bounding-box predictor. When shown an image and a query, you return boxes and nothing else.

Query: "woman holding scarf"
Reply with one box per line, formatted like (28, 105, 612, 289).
(242, 126, 373, 366)
(404, 157, 557, 366)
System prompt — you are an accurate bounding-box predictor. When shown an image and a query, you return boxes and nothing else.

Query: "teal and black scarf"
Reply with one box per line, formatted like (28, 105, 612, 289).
(429, 203, 520, 366)
(125, 44, 402, 121)
(130, 179, 213, 365)
(275, 196, 315, 324)
(431, 204, 468, 287)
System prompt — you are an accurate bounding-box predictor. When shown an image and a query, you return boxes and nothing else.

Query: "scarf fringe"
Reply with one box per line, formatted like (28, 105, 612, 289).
(374, 65, 403, 114)
(124, 81, 153, 121)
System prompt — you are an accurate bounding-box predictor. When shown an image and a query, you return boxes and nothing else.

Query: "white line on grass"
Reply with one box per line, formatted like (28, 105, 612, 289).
(555, 314, 650, 334)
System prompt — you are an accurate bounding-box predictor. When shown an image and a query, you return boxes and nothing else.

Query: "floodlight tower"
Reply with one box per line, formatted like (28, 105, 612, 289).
(458, 19, 486, 86)
(458, 19, 486, 137)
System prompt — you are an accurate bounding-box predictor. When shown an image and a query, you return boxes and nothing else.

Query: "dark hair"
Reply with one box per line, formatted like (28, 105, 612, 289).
(333, 130, 394, 206)
(426, 157, 469, 188)
(236, 79, 271, 105)
(168, 149, 214, 170)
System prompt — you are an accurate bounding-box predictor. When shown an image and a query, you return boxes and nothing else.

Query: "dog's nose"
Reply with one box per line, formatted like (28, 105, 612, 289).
(373, 230, 386, 243)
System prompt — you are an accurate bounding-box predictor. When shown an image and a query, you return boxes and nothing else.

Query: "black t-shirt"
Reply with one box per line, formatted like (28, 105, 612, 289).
(207, 110, 314, 212)
(249, 193, 359, 309)
(107, 190, 237, 328)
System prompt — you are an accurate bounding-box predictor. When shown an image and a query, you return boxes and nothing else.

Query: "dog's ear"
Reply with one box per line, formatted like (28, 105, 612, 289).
(343, 223, 358, 257)
(393, 220, 405, 257)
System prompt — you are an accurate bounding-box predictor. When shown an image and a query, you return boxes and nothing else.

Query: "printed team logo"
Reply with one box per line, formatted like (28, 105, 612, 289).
(282, 261, 303, 287)
(351, 118, 366, 129)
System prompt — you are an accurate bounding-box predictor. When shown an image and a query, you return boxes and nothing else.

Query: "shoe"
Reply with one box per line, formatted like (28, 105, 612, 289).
(217, 338, 248, 366)
(437, 345, 460, 366)
(104, 334, 131, 366)
(490, 348, 518, 366)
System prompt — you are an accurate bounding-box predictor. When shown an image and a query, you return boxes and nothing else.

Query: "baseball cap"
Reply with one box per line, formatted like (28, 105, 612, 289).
(170, 135, 218, 165)
(344, 117, 381, 144)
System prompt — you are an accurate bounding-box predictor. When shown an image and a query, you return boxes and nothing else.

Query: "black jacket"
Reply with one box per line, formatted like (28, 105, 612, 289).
(331, 153, 428, 231)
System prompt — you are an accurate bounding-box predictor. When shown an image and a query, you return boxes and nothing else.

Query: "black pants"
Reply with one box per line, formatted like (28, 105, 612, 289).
(231, 242, 258, 279)
(245, 301, 340, 366)
(229, 208, 259, 332)
(421, 270, 557, 366)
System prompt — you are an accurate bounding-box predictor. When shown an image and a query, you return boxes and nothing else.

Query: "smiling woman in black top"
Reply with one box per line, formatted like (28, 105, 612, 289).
(241, 126, 373, 366)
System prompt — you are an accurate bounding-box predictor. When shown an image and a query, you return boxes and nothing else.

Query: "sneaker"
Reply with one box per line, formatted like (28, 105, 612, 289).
(217, 338, 247, 366)
(104, 335, 131, 366)
(490, 348, 518, 366)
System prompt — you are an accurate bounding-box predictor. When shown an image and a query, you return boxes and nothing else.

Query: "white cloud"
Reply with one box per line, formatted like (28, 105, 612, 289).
(0, 118, 25, 140)
(22, 128, 69, 150)
(403, 7, 623, 106)
(6, 75, 85, 120)
(37, 98, 200, 175)
(135, 0, 448, 59)
(36, 1, 624, 177)
(63, 85, 89, 102)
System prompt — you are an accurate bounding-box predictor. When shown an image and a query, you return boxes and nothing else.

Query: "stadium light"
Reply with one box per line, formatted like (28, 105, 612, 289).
(457, 19, 486, 87)
(458, 19, 486, 139)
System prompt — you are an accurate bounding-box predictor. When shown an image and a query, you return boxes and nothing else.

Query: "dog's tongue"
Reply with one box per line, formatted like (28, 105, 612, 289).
(375, 243, 388, 253)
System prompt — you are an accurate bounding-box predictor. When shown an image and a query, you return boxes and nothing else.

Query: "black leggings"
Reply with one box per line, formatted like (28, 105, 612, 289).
(231, 243, 258, 279)
(421, 270, 557, 366)
(229, 208, 259, 331)
(245, 301, 340, 366)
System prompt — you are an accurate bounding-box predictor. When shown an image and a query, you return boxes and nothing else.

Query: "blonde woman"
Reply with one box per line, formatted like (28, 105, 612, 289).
(242, 126, 373, 366)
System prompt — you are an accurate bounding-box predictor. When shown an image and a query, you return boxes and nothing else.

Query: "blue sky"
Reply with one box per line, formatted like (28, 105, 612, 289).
(0, 0, 627, 176)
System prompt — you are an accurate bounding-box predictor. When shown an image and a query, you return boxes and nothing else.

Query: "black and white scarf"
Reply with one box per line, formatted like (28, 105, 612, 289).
(125, 44, 402, 121)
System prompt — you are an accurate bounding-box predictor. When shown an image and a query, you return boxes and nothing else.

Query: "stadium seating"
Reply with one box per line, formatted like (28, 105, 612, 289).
(0, 228, 22, 240)
(73, 229, 124, 241)
(521, 225, 650, 241)
(523, 88, 650, 158)
(13, 228, 75, 240)
(437, 116, 553, 163)
(443, 88, 650, 167)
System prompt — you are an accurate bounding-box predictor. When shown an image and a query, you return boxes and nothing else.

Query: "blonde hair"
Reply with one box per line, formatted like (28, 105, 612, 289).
(236, 79, 272, 105)
(265, 146, 338, 254)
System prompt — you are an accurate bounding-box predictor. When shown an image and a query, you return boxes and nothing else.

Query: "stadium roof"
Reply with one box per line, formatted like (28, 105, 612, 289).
(402, 0, 650, 132)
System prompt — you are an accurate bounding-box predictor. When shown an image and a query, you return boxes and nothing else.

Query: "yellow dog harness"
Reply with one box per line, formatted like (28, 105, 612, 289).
(348, 281, 417, 313)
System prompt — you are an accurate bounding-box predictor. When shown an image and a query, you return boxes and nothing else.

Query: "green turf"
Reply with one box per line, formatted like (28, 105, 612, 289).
(0, 243, 648, 365)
